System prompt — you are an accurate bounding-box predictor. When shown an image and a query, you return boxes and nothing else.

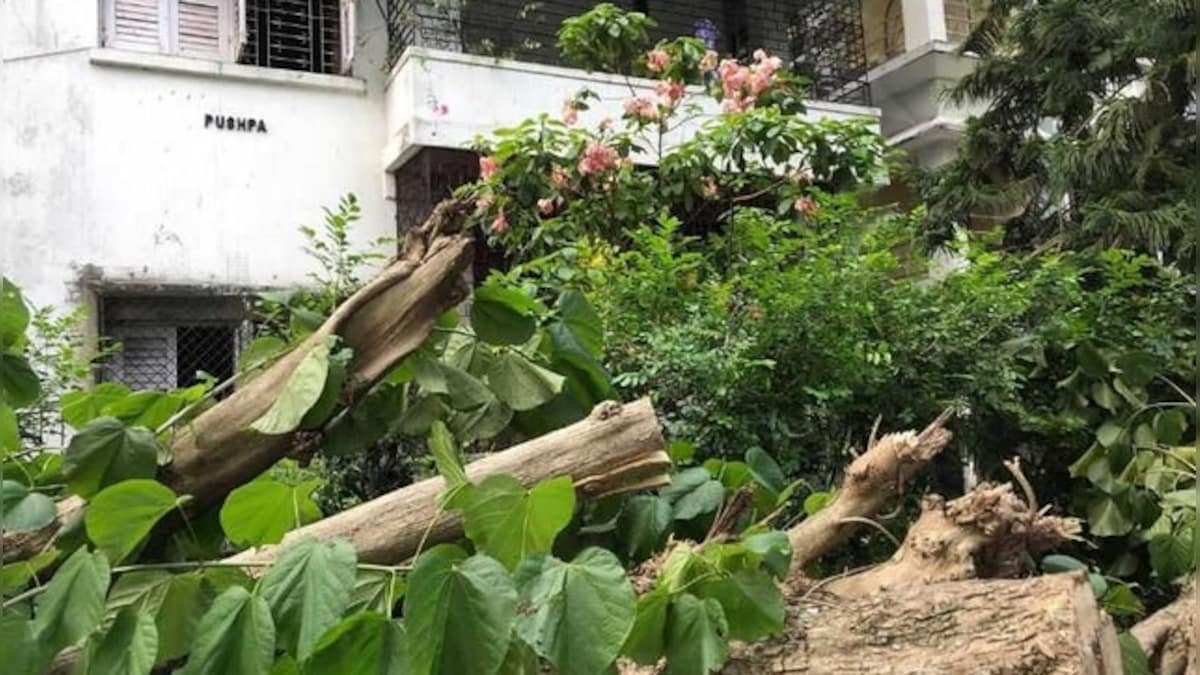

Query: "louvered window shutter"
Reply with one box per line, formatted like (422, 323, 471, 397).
(107, 0, 166, 52)
(339, 0, 356, 74)
(175, 0, 225, 59)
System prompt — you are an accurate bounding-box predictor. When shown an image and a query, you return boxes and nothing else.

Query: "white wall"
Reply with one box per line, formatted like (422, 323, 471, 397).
(383, 48, 881, 171)
(0, 0, 394, 310)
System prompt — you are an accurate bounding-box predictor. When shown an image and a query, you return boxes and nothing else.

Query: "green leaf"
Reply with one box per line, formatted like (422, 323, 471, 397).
(1090, 381, 1119, 412)
(472, 284, 539, 346)
(695, 570, 783, 641)
(1148, 527, 1194, 580)
(0, 353, 40, 408)
(745, 448, 785, 493)
(300, 348, 350, 430)
(0, 615, 38, 675)
(103, 390, 186, 431)
(556, 291, 603, 358)
(0, 548, 59, 593)
(1087, 494, 1134, 537)
(1153, 410, 1187, 446)
(34, 548, 110, 654)
(303, 612, 407, 675)
(0, 277, 29, 349)
(260, 538, 358, 660)
(62, 417, 160, 498)
(1100, 584, 1144, 617)
(1075, 342, 1109, 378)
(671, 479, 725, 521)
(486, 351, 565, 412)
(89, 607, 158, 675)
(251, 339, 332, 435)
(220, 478, 322, 547)
(105, 571, 210, 663)
(1095, 421, 1127, 449)
(239, 336, 289, 372)
(85, 479, 180, 563)
(1115, 351, 1157, 388)
(0, 402, 19, 454)
(457, 475, 576, 570)
(664, 594, 727, 675)
(428, 420, 467, 505)
(622, 586, 669, 665)
(61, 383, 132, 429)
(1039, 554, 1087, 574)
(0, 480, 55, 531)
(405, 545, 517, 675)
(181, 586, 275, 675)
(1118, 632, 1151, 675)
(741, 531, 792, 579)
(616, 495, 672, 560)
(347, 570, 406, 615)
(513, 549, 636, 675)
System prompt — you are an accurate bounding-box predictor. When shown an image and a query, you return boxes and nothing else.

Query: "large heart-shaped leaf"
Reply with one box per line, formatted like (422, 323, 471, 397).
(181, 586, 275, 675)
(664, 594, 728, 675)
(61, 383, 133, 429)
(695, 570, 784, 641)
(616, 495, 673, 561)
(555, 291, 603, 358)
(472, 284, 540, 346)
(1148, 527, 1195, 581)
(89, 607, 158, 675)
(251, 340, 332, 435)
(260, 539, 357, 660)
(219, 477, 322, 548)
(85, 479, 181, 562)
(514, 548, 636, 675)
(457, 475, 576, 570)
(0, 615, 38, 675)
(34, 548, 110, 656)
(622, 585, 670, 665)
(0, 353, 40, 408)
(304, 612, 407, 675)
(62, 417, 160, 498)
(486, 352, 565, 412)
(405, 545, 516, 675)
(105, 570, 210, 663)
(0, 480, 55, 531)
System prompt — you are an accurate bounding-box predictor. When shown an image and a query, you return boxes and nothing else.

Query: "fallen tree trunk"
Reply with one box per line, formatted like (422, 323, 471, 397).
(2, 199, 475, 563)
(1131, 575, 1197, 675)
(827, 482, 1081, 597)
(227, 398, 669, 565)
(787, 410, 953, 572)
(723, 572, 1121, 674)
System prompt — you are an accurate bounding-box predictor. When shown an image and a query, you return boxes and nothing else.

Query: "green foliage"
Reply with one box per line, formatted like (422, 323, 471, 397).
(260, 539, 358, 660)
(0, 480, 55, 531)
(62, 417, 161, 498)
(454, 475, 576, 571)
(84, 479, 181, 562)
(33, 548, 110, 663)
(181, 586, 276, 675)
(252, 338, 336, 435)
(220, 475, 323, 548)
(87, 608, 158, 675)
(303, 612, 405, 675)
(557, 3, 655, 74)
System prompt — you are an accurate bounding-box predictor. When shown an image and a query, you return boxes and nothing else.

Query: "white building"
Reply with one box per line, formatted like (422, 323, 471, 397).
(0, 0, 982, 389)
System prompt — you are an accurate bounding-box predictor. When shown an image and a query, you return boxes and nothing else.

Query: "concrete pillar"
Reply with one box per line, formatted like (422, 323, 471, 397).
(901, 0, 947, 50)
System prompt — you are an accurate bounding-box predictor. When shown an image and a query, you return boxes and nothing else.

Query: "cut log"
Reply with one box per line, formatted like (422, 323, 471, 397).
(722, 572, 1122, 674)
(227, 398, 669, 565)
(826, 482, 1082, 597)
(787, 411, 953, 572)
(1131, 575, 1197, 675)
(3, 199, 475, 562)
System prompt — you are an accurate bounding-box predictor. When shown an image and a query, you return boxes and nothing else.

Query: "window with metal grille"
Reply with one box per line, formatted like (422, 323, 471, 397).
(99, 296, 248, 391)
(102, 0, 357, 75)
(239, 0, 345, 74)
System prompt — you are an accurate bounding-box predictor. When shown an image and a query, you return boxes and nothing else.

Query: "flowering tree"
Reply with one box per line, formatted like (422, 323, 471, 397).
(466, 4, 887, 264)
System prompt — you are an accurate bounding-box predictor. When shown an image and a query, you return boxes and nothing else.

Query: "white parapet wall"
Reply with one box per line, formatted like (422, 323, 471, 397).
(382, 47, 881, 172)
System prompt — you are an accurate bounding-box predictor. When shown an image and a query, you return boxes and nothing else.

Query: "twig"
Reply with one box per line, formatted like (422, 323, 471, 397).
(1002, 457, 1038, 513)
(835, 516, 901, 548)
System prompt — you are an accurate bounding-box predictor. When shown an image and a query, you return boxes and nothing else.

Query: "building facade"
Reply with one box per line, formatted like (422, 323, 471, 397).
(0, 0, 982, 388)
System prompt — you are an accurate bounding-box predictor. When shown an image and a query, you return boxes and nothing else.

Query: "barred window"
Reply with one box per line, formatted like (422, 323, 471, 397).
(99, 295, 248, 391)
(239, 0, 349, 75)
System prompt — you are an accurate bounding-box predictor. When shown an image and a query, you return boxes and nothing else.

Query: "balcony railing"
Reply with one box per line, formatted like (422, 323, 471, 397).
(384, 0, 872, 104)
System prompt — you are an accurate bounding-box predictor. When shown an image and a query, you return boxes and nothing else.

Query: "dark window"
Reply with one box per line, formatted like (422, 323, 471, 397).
(240, 0, 341, 74)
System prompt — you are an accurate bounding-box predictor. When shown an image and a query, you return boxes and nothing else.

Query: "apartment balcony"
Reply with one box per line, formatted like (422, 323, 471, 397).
(861, 0, 989, 165)
(381, 0, 882, 175)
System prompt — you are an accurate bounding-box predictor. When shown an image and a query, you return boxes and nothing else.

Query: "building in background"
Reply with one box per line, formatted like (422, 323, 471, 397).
(0, 0, 982, 389)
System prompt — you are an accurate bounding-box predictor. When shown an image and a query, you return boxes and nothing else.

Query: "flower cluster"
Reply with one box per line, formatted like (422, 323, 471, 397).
(716, 49, 783, 113)
(578, 142, 619, 176)
(622, 95, 660, 122)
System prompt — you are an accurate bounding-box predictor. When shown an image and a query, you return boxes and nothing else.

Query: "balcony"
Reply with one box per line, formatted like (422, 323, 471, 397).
(381, 0, 881, 174)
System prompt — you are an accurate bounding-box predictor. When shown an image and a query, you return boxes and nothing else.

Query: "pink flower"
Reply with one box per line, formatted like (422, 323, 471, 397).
(794, 196, 819, 215)
(749, 70, 772, 95)
(699, 50, 719, 74)
(753, 48, 768, 62)
(479, 156, 499, 180)
(700, 176, 719, 198)
(790, 167, 815, 184)
(491, 211, 509, 233)
(561, 99, 579, 126)
(578, 143, 619, 176)
(655, 79, 686, 106)
(537, 198, 556, 216)
(550, 166, 570, 188)
(646, 49, 670, 73)
(717, 59, 740, 80)
(622, 96, 660, 122)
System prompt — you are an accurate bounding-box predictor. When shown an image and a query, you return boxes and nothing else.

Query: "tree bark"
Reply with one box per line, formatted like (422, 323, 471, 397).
(787, 411, 954, 572)
(723, 573, 1122, 674)
(1131, 576, 1197, 675)
(826, 482, 1082, 597)
(226, 398, 669, 565)
(2, 199, 475, 562)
